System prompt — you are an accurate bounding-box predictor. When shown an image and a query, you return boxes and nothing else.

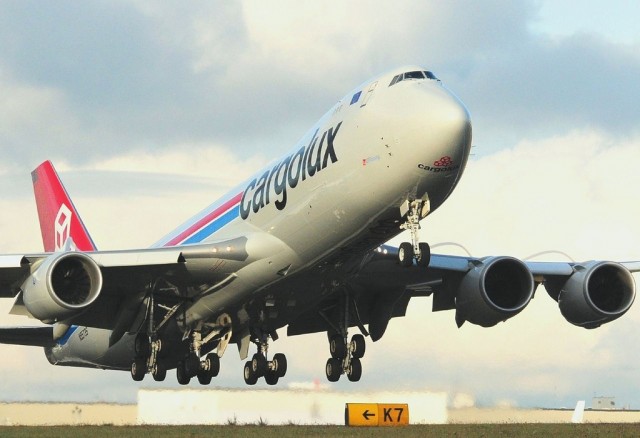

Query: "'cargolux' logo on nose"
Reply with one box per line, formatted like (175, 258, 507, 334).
(418, 156, 460, 173)
(55, 204, 72, 251)
(434, 156, 453, 167)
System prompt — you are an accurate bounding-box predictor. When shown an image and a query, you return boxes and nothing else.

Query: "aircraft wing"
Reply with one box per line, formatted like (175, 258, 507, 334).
(0, 234, 275, 335)
(0, 326, 55, 347)
(286, 245, 637, 341)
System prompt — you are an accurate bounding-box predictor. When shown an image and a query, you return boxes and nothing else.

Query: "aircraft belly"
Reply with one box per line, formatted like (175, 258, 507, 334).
(45, 328, 133, 370)
(184, 244, 301, 325)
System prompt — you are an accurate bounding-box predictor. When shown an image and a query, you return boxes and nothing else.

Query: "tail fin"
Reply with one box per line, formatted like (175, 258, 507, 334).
(31, 161, 97, 252)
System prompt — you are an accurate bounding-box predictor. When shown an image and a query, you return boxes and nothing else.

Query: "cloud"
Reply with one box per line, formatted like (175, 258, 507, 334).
(2, 1, 640, 168)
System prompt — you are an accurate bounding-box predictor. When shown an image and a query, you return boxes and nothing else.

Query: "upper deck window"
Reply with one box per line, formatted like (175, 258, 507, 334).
(389, 70, 439, 86)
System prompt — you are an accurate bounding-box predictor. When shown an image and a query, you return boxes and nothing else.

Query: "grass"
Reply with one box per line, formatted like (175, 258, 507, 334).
(1, 424, 640, 438)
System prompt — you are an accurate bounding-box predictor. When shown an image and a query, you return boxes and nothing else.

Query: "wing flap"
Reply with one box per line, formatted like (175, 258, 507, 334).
(0, 256, 31, 298)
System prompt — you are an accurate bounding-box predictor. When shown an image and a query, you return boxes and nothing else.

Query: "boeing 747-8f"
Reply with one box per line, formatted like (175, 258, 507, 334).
(0, 66, 636, 385)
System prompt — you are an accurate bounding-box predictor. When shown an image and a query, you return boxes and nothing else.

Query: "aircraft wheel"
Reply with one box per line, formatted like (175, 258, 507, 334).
(398, 242, 414, 267)
(176, 361, 190, 385)
(329, 334, 346, 359)
(184, 353, 201, 378)
(273, 353, 287, 377)
(325, 358, 341, 382)
(152, 363, 166, 382)
(251, 353, 267, 377)
(347, 357, 362, 382)
(131, 359, 146, 381)
(417, 242, 431, 267)
(206, 353, 220, 377)
(264, 370, 279, 385)
(350, 334, 366, 359)
(244, 361, 258, 385)
(197, 369, 212, 385)
(134, 333, 150, 357)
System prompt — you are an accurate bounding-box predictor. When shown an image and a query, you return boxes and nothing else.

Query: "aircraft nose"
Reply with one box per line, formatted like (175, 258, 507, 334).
(427, 86, 472, 151)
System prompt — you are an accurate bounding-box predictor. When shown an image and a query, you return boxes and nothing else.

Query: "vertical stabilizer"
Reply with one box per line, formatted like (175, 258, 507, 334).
(31, 161, 97, 252)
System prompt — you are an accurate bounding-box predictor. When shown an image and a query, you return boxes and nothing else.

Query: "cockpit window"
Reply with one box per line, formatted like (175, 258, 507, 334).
(389, 70, 439, 87)
(404, 71, 425, 80)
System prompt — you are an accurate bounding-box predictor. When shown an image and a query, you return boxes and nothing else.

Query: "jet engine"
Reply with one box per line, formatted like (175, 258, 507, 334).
(455, 256, 535, 327)
(552, 261, 635, 328)
(21, 252, 103, 323)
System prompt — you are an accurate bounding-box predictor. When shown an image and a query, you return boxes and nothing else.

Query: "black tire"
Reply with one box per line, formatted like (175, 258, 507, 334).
(347, 357, 362, 382)
(350, 334, 366, 359)
(325, 357, 341, 382)
(184, 354, 201, 378)
(251, 353, 267, 377)
(273, 353, 287, 377)
(417, 242, 431, 267)
(176, 361, 190, 385)
(206, 353, 220, 377)
(197, 369, 212, 385)
(152, 363, 166, 382)
(264, 370, 279, 386)
(134, 333, 150, 357)
(244, 361, 258, 385)
(329, 334, 346, 359)
(131, 359, 146, 381)
(398, 242, 414, 267)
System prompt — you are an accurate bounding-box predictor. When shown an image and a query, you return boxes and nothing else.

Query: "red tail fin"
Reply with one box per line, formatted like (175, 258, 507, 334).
(31, 161, 97, 252)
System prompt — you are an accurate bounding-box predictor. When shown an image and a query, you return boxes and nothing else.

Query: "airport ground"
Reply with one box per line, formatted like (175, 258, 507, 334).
(1, 424, 640, 438)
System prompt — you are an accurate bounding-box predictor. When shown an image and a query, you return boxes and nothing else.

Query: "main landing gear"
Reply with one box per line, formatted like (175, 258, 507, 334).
(325, 333, 366, 382)
(243, 332, 287, 386)
(175, 324, 227, 385)
(324, 290, 368, 383)
(397, 199, 431, 267)
(176, 351, 220, 386)
(130, 333, 166, 382)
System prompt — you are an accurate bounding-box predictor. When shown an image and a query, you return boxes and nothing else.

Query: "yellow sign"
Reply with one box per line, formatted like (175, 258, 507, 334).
(345, 403, 409, 427)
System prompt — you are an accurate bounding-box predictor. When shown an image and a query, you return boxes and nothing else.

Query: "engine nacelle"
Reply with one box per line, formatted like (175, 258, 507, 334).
(555, 261, 635, 328)
(455, 256, 535, 327)
(21, 252, 103, 323)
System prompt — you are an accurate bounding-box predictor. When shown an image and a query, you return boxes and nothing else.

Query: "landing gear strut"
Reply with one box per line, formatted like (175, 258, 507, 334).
(398, 198, 431, 267)
(243, 331, 287, 386)
(176, 327, 222, 386)
(324, 291, 368, 383)
(129, 279, 183, 383)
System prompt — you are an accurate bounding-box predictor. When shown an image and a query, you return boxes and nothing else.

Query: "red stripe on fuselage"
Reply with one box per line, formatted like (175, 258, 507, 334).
(164, 193, 243, 247)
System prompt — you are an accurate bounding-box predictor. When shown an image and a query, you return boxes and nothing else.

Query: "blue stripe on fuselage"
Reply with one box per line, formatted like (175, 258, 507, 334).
(56, 325, 78, 346)
(182, 205, 240, 244)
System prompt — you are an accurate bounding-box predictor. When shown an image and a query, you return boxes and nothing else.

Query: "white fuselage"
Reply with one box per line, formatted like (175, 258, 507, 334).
(156, 66, 472, 324)
(46, 66, 472, 368)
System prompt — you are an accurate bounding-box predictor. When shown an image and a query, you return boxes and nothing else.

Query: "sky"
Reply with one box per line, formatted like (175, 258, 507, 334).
(1, 0, 640, 409)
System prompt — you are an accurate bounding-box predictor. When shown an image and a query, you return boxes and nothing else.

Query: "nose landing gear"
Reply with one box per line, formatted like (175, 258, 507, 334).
(398, 199, 431, 267)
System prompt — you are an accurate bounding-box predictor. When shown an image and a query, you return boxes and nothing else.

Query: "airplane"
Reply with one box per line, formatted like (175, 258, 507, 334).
(0, 65, 637, 386)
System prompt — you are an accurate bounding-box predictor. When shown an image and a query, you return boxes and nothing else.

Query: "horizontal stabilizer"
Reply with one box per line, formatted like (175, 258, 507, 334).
(0, 326, 54, 347)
